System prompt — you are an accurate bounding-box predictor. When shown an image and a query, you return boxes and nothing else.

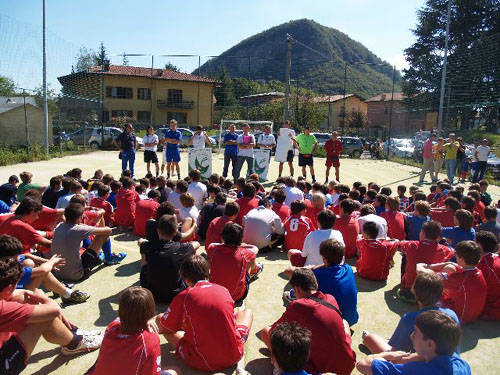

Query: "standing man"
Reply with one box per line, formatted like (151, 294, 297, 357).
(189, 125, 210, 149)
(325, 131, 344, 183)
(257, 125, 276, 163)
(143, 125, 159, 176)
(278, 120, 296, 178)
(473, 139, 491, 182)
(115, 123, 137, 178)
(442, 133, 462, 184)
(432, 137, 445, 179)
(222, 124, 238, 180)
(235, 123, 255, 179)
(418, 132, 436, 184)
(162, 119, 182, 180)
(294, 126, 318, 182)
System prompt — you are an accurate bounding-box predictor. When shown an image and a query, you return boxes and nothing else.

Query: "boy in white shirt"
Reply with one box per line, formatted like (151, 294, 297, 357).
(143, 126, 159, 176)
(189, 125, 210, 149)
(187, 169, 207, 210)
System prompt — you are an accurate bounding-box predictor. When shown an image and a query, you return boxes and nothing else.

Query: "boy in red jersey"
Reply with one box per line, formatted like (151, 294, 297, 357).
(417, 240, 487, 323)
(154, 255, 253, 372)
(356, 221, 399, 281)
(334, 198, 359, 258)
(305, 192, 325, 230)
(467, 190, 485, 222)
(207, 222, 262, 303)
(430, 197, 460, 228)
(325, 131, 343, 183)
(89, 185, 114, 227)
(398, 221, 454, 302)
(235, 183, 259, 225)
(23, 189, 63, 233)
(205, 201, 239, 248)
(271, 188, 291, 223)
(87, 287, 178, 375)
(285, 200, 314, 266)
(475, 231, 500, 320)
(381, 196, 405, 240)
(134, 190, 160, 237)
(114, 177, 140, 228)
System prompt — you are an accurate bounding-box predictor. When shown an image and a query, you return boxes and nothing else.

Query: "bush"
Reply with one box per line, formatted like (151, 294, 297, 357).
(0, 142, 85, 166)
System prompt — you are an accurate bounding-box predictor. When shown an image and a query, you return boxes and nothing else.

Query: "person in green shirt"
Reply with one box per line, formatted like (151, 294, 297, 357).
(292, 126, 318, 182)
(17, 171, 45, 202)
(442, 133, 464, 185)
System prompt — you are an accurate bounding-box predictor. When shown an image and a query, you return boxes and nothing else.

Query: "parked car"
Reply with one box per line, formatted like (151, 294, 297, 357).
(384, 138, 415, 158)
(340, 136, 364, 158)
(156, 127, 215, 152)
(312, 133, 330, 146)
(487, 153, 500, 178)
(67, 127, 143, 149)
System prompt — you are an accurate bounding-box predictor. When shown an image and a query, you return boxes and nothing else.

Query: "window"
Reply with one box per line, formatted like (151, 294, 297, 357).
(137, 88, 151, 100)
(168, 89, 183, 103)
(137, 111, 151, 122)
(167, 111, 187, 124)
(102, 111, 109, 122)
(106, 86, 133, 99)
(111, 110, 133, 118)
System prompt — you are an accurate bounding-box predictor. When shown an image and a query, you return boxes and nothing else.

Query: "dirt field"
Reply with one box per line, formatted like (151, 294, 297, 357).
(1, 150, 498, 375)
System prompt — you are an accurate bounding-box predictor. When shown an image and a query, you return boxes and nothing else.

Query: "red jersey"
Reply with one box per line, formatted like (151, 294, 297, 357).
(90, 197, 114, 226)
(333, 215, 359, 258)
(134, 199, 160, 237)
(0, 216, 42, 253)
(207, 243, 256, 301)
(430, 209, 456, 228)
(160, 280, 244, 372)
(381, 210, 406, 240)
(272, 202, 291, 223)
(474, 201, 486, 222)
(115, 188, 140, 227)
(0, 300, 34, 347)
(477, 253, 500, 320)
(235, 197, 259, 225)
(90, 319, 161, 375)
(400, 240, 454, 289)
(284, 215, 314, 251)
(441, 266, 487, 323)
(31, 206, 60, 231)
(325, 139, 343, 157)
(356, 238, 398, 281)
(271, 292, 356, 375)
(305, 202, 322, 230)
(205, 216, 232, 249)
(83, 210, 100, 227)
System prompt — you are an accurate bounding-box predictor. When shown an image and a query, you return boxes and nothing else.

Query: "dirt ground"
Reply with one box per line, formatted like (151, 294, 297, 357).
(1, 150, 499, 375)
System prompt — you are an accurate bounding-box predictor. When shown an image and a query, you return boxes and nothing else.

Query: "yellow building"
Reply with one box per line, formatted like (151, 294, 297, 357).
(58, 64, 217, 127)
(312, 94, 367, 129)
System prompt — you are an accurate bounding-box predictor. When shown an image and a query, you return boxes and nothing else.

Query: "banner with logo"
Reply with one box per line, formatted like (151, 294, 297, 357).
(253, 149, 271, 181)
(188, 148, 212, 179)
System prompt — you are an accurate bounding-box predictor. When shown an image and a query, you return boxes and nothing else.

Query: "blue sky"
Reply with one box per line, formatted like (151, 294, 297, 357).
(0, 0, 426, 91)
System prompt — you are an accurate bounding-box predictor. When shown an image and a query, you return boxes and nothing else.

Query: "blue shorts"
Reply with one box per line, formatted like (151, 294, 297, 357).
(17, 267, 32, 289)
(165, 149, 180, 163)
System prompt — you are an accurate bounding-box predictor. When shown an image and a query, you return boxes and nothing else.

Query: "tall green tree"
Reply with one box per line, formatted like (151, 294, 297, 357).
(74, 46, 98, 72)
(0, 75, 17, 96)
(96, 42, 108, 66)
(164, 62, 180, 72)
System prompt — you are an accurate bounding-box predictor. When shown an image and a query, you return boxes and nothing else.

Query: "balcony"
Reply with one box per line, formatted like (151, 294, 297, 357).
(157, 100, 194, 109)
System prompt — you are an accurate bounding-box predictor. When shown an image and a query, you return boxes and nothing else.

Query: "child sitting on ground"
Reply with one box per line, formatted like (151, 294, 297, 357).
(430, 196, 460, 228)
(478, 206, 500, 240)
(134, 190, 161, 238)
(374, 194, 387, 216)
(356, 221, 399, 281)
(381, 196, 405, 240)
(333, 199, 360, 258)
(205, 201, 240, 248)
(86, 287, 179, 375)
(114, 177, 139, 229)
(475, 230, 500, 320)
(284, 200, 314, 257)
(178, 193, 199, 240)
(107, 180, 121, 210)
(441, 209, 476, 248)
(90, 185, 114, 227)
(405, 200, 430, 240)
(417, 240, 487, 323)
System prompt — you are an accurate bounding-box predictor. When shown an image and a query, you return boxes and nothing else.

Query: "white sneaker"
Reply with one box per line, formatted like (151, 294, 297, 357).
(61, 332, 103, 355)
(75, 328, 103, 337)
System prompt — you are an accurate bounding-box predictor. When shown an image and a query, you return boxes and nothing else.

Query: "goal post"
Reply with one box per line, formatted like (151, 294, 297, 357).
(218, 119, 274, 155)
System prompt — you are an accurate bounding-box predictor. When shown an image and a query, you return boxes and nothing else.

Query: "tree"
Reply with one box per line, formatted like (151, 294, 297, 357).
(345, 109, 368, 128)
(164, 62, 180, 72)
(214, 68, 237, 108)
(33, 84, 59, 115)
(0, 75, 17, 96)
(122, 52, 129, 66)
(74, 46, 98, 72)
(96, 42, 108, 66)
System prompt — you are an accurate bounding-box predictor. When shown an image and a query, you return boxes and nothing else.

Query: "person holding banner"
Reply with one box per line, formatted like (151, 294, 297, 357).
(235, 124, 255, 179)
(189, 125, 211, 149)
(222, 124, 239, 180)
(325, 131, 343, 183)
(277, 120, 296, 178)
(162, 119, 182, 180)
(294, 125, 318, 183)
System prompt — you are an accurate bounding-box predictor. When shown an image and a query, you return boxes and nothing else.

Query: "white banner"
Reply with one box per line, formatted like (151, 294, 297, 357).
(253, 149, 271, 181)
(188, 148, 212, 179)
(275, 128, 295, 162)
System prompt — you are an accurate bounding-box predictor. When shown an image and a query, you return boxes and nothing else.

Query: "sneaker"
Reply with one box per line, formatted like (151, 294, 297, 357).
(249, 262, 264, 281)
(396, 287, 417, 304)
(61, 332, 103, 355)
(282, 289, 296, 305)
(74, 328, 102, 337)
(104, 252, 127, 265)
(98, 252, 105, 263)
(61, 290, 90, 304)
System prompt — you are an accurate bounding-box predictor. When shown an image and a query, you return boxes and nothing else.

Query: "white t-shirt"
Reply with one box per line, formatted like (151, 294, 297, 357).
(301, 229, 345, 266)
(258, 133, 276, 148)
(167, 191, 182, 210)
(192, 132, 207, 149)
(357, 214, 388, 239)
(143, 134, 158, 152)
(476, 145, 490, 162)
(178, 206, 199, 223)
(237, 134, 255, 158)
(188, 181, 207, 210)
(56, 194, 75, 209)
(242, 206, 284, 249)
(284, 186, 304, 206)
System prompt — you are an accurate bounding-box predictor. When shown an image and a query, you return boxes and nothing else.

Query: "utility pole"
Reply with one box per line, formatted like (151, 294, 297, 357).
(438, 0, 452, 131)
(341, 62, 347, 137)
(386, 65, 396, 160)
(42, 0, 49, 155)
(284, 34, 293, 122)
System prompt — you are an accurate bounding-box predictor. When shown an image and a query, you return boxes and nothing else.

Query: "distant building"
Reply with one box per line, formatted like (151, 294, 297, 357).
(239, 91, 285, 106)
(0, 97, 53, 146)
(312, 94, 367, 129)
(58, 64, 218, 127)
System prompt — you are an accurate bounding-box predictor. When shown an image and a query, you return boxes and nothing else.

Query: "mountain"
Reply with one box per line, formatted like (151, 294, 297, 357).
(195, 19, 400, 99)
